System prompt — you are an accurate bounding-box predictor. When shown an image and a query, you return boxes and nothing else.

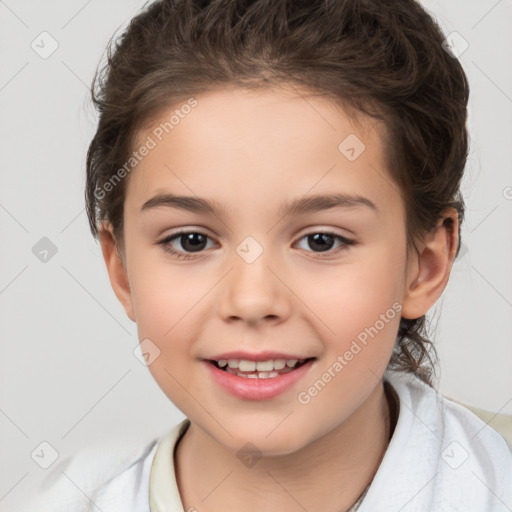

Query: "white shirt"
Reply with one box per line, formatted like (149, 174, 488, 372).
(22, 370, 512, 511)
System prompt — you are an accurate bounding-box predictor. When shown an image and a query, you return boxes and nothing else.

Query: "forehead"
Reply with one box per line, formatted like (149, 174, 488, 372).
(127, 85, 399, 217)
(136, 83, 383, 151)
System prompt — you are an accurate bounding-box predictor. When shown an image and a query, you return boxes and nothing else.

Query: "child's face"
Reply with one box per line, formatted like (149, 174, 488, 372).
(106, 85, 420, 454)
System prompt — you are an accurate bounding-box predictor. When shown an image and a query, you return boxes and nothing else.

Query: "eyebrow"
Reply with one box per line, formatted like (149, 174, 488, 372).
(141, 192, 378, 217)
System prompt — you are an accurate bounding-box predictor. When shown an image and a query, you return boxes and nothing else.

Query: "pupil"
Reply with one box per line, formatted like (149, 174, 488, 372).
(309, 233, 334, 252)
(180, 233, 335, 253)
(182, 233, 206, 252)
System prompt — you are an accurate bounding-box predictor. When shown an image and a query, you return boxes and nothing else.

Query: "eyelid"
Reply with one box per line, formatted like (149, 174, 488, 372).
(157, 227, 355, 260)
(157, 226, 353, 244)
(158, 228, 217, 247)
(293, 230, 355, 257)
(294, 225, 354, 240)
(158, 229, 217, 260)
(157, 226, 215, 243)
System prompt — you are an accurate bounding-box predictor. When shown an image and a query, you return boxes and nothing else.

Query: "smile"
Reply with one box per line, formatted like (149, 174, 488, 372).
(204, 357, 316, 400)
(211, 358, 313, 379)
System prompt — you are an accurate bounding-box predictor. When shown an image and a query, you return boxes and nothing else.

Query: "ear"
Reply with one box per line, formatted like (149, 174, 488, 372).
(98, 223, 136, 322)
(401, 207, 459, 320)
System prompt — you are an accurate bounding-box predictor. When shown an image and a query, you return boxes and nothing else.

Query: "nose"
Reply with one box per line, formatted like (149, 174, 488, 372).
(217, 244, 291, 327)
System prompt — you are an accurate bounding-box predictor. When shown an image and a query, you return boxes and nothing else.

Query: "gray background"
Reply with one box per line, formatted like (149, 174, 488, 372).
(0, 0, 511, 508)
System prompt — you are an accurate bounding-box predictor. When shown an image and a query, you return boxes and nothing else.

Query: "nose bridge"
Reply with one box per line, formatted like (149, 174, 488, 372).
(218, 235, 290, 324)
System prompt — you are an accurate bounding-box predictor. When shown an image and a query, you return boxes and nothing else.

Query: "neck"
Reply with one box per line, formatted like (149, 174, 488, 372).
(175, 380, 395, 512)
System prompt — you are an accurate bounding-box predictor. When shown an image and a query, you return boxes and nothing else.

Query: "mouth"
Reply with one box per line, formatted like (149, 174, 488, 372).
(207, 357, 316, 379)
(204, 356, 317, 401)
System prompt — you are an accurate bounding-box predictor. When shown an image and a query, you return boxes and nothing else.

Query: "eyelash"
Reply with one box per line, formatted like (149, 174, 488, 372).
(157, 229, 355, 260)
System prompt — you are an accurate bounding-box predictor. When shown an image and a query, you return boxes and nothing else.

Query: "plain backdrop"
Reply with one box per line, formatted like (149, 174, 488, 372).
(0, 0, 511, 508)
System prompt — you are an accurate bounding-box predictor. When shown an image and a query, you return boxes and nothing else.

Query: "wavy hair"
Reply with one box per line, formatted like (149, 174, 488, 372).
(85, 0, 469, 386)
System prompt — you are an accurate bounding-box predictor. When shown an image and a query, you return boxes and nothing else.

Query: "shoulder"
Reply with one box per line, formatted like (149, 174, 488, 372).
(21, 434, 161, 512)
(444, 397, 512, 450)
(362, 371, 512, 512)
(387, 370, 512, 465)
(388, 370, 511, 454)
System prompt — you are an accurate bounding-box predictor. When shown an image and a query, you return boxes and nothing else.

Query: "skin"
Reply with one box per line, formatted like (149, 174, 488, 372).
(99, 84, 458, 511)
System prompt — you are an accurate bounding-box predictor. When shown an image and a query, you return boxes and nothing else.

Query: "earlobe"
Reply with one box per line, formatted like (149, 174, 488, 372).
(401, 208, 459, 320)
(98, 223, 136, 322)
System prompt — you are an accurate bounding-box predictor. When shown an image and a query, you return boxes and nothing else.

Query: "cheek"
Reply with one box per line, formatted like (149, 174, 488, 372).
(131, 273, 206, 342)
(310, 257, 402, 318)
(128, 263, 208, 409)
(126, 238, 205, 334)
(298, 246, 404, 358)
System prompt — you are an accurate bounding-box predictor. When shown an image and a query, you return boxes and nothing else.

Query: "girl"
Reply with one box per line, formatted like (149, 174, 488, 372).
(25, 0, 512, 510)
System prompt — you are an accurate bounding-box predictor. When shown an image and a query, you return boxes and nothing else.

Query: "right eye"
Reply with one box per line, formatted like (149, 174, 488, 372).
(158, 230, 216, 260)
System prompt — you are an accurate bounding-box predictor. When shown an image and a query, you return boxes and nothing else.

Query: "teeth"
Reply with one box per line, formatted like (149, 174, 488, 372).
(216, 358, 312, 379)
(225, 367, 290, 379)
(239, 360, 256, 372)
(273, 359, 287, 370)
(255, 360, 273, 371)
(221, 358, 304, 372)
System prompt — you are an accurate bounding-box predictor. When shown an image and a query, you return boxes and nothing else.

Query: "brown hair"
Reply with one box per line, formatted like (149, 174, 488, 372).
(85, 0, 469, 386)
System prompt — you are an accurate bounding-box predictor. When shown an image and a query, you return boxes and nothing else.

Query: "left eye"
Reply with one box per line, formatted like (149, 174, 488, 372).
(158, 230, 354, 260)
(294, 232, 354, 255)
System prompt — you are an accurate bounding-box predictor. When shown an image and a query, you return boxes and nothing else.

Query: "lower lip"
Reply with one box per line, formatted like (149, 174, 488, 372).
(203, 359, 315, 401)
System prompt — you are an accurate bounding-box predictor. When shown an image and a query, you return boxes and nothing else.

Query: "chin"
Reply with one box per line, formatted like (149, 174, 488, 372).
(217, 424, 313, 458)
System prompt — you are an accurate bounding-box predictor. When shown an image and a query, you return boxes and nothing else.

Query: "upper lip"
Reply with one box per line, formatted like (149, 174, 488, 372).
(205, 351, 315, 362)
